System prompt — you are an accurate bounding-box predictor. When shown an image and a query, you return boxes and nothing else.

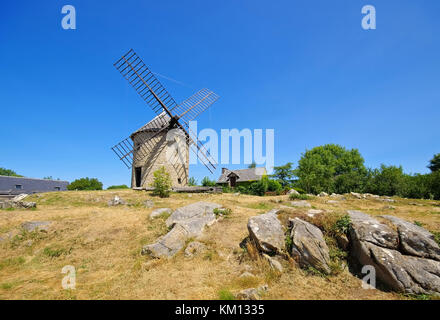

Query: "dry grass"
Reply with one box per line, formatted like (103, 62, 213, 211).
(0, 190, 438, 300)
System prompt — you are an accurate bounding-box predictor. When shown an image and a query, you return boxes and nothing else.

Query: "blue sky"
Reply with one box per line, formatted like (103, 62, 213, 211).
(1, 0, 439, 187)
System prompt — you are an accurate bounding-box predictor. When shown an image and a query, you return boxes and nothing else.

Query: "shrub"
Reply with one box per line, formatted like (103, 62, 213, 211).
(333, 215, 351, 235)
(107, 184, 129, 190)
(151, 167, 172, 198)
(201, 176, 217, 187)
(67, 178, 103, 191)
(267, 179, 282, 194)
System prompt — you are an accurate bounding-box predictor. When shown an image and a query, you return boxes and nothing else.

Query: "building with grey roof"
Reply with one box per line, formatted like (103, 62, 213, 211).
(217, 167, 267, 187)
(0, 176, 69, 195)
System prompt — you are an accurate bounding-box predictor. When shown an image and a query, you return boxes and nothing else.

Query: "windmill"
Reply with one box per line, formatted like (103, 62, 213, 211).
(111, 49, 219, 188)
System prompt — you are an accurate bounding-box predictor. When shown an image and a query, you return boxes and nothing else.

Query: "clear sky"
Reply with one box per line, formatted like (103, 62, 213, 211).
(1, 0, 439, 187)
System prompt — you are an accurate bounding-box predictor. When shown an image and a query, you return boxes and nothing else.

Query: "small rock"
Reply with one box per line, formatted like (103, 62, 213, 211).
(21, 221, 51, 233)
(262, 253, 283, 272)
(150, 208, 172, 219)
(318, 192, 328, 197)
(287, 189, 300, 196)
(184, 241, 207, 258)
(380, 198, 396, 203)
(383, 205, 396, 210)
(350, 192, 362, 199)
(326, 200, 339, 204)
(236, 285, 268, 300)
(108, 196, 125, 206)
(290, 201, 311, 208)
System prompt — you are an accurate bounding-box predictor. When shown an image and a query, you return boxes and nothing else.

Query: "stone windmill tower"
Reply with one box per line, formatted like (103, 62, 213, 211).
(111, 49, 219, 188)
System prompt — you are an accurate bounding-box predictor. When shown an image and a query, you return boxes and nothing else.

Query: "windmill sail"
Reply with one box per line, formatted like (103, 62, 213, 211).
(112, 49, 219, 174)
(113, 49, 179, 117)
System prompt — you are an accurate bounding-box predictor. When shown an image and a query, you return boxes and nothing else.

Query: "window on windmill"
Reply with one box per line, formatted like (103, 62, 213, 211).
(15, 185, 23, 190)
(178, 178, 182, 184)
(135, 143, 141, 151)
(54, 187, 61, 191)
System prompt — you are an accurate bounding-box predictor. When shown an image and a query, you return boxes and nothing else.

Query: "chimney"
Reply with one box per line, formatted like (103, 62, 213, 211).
(222, 168, 228, 174)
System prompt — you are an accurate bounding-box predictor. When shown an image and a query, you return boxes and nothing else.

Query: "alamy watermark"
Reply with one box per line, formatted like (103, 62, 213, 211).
(362, 5, 376, 30)
(165, 121, 275, 174)
(61, 265, 76, 290)
(61, 5, 76, 30)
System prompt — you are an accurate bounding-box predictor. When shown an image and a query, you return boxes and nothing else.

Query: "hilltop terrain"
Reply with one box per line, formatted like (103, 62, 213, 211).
(0, 190, 439, 300)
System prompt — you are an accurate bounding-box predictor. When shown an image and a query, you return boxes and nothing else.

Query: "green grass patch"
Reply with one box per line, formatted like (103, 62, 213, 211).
(218, 289, 235, 300)
(289, 193, 312, 200)
(0, 256, 25, 270)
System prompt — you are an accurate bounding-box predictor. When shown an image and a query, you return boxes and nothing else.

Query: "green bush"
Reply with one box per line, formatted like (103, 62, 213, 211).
(151, 167, 172, 198)
(107, 184, 129, 190)
(67, 178, 103, 191)
(267, 179, 282, 193)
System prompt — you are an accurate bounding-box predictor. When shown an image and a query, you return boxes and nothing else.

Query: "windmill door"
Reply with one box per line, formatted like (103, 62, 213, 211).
(135, 167, 142, 188)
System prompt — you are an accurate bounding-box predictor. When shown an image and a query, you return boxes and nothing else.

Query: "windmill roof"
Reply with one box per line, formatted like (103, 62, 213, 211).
(130, 112, 171, 138)
(217, 167, 267, 184)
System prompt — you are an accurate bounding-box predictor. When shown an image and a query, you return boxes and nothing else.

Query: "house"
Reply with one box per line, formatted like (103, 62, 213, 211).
(217, 167, 267, 188)
(130, 112, 189, 189)
(0, 176, 69, 195)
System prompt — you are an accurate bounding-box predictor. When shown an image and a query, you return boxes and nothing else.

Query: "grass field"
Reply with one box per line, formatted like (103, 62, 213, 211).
(1, 190, 439, 300)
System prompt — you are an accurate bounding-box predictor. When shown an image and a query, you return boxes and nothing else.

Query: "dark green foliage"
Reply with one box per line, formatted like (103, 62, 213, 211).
(271, 162, 295, 188)
(267, 179, 282, 193)
(428, 153, 440, 172)
(67, 178, 103, 191)
(364, 165, 406, 196)
(295, 144, 367, 194)
(188, 177, 198, 186)
(201, 176, 217, 187)
(248, 162, 257, 168)
(333, 215, 351, 235)
(0, 167, 22, 177)
(107, 185, 129, 190)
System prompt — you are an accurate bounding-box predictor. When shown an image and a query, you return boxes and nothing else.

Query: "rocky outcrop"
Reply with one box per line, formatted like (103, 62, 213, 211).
(348, 210, 440, 295)
(381, 215, 440, 261)
(247, 210, 285, 255)
(142, 202, 222, 258)
(289, 218, 331, 274)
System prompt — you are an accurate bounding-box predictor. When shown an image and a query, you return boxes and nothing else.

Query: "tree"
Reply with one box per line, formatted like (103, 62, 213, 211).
(151, 167, 172, 198)
(0, 167, 22, 177)
(365, 165, 405, 196)
(295, 144, 367, 194)
(271, 162, 295, 188)
(248, 162, 256, 168)
(188, 177, 198, 186)
(67, 178, 103, 191)
(428, 153, 440, 172)
(201, 176, 217, 187)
